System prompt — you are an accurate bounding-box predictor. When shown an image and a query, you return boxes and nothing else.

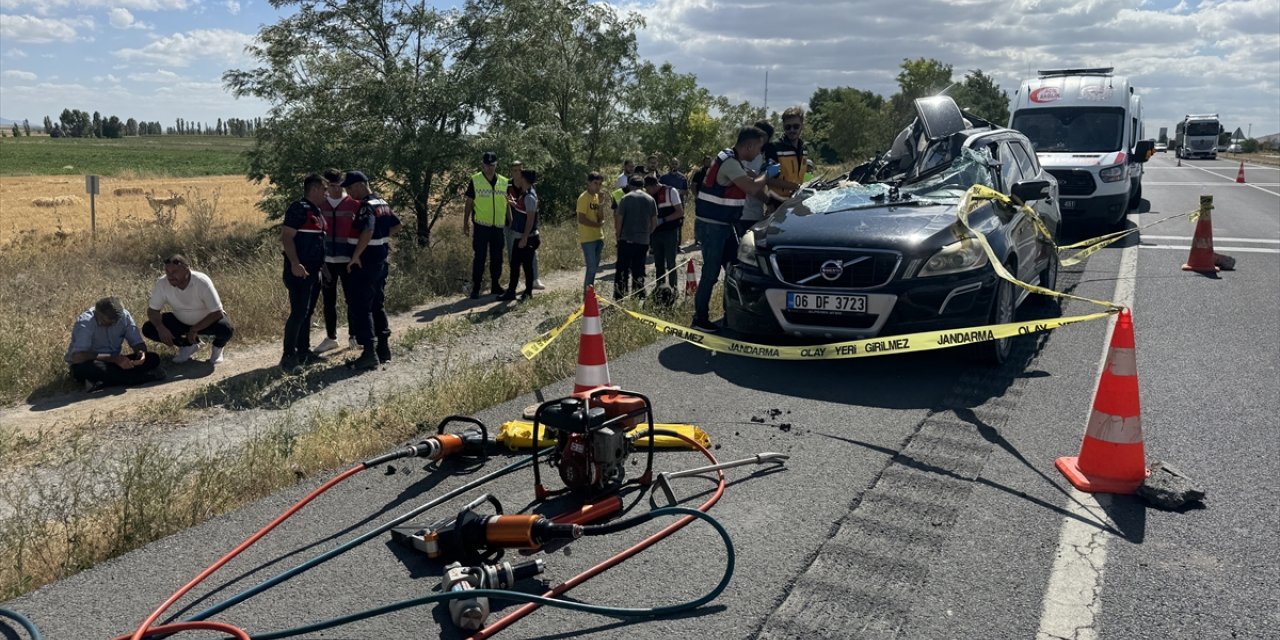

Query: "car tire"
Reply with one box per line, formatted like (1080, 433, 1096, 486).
(1127, 180, 1142, 211)
(1034, 251, 1060, 307)
(977, 267, 1017, 366)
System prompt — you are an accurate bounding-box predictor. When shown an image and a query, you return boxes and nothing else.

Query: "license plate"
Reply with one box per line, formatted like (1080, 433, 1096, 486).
(786, 292, 867, 313)
(1061, 199, 1076, 210)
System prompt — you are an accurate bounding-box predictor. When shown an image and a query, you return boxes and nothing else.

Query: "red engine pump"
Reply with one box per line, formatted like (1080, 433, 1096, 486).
(531, 389, 655, 499)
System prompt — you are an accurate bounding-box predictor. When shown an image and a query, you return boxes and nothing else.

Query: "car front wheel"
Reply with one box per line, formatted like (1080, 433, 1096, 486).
(977, 271, 1016, 366)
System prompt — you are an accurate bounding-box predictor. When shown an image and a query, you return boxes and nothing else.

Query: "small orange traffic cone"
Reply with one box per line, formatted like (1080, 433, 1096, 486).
(1056, 309, 1148, 494)
(1183, 195, 1220, 273)
(684, 259, 698, 296)
(1235, 161, 1245, 183)
(573, 286, 610, 394)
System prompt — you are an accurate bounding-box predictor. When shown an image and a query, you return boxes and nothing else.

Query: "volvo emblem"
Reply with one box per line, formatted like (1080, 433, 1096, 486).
(820, 260, 844, 281)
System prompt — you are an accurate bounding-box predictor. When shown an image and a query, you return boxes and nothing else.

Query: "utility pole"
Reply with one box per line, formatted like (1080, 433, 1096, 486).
(763, 69, 769, 116)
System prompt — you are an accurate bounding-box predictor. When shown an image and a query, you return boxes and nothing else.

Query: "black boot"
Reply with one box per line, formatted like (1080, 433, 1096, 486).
(349, 346, 379, 370)
(376, 339, 391, 363)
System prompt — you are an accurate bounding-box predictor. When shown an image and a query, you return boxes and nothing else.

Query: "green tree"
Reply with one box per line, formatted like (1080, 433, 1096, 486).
(627, 62, 723, 172)
(890, 58, 953, 126)
(950, 69, 1009, 125)
(22, 119, 31, 136)
(125, 117, 138, 137)
(92, 111, 103, 138)
(10, 124, 19, 137)
(103, 115, 124, 138)
(226, 0, 506, 243)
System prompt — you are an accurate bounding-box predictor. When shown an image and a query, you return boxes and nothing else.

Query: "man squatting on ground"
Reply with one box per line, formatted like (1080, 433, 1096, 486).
(315, 168, 362, 353)
(66, 296, 164, 391)
(142, 254, 235, 362)
(279, 173, 329, 374)
(341, 170, 403, 370)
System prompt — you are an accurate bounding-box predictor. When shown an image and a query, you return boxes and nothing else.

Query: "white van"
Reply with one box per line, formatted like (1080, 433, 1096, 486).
(1009, 68, 1153, 228)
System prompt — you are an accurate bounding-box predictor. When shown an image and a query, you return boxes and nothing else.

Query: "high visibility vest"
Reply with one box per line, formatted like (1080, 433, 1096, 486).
(695, 148, 748, 224)
(772, 138, 806, 199)
(611, 188, 625, 207)
(471, 172, 509, 227)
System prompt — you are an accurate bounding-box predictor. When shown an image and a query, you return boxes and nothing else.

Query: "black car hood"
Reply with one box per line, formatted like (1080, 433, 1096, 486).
(758, 187, 966, 250)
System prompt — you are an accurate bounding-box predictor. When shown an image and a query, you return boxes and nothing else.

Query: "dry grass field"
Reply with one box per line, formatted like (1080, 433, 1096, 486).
(0, 174, 268, 242)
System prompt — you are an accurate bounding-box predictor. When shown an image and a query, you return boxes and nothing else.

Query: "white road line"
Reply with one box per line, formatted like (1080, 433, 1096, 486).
(1144, 182, 1280, 187)
(1181, 163, 1280, 197)
(1036, 213, 1139, 640)
(1140, 244, 1280, 254)
(1143, 235, 1280, 244)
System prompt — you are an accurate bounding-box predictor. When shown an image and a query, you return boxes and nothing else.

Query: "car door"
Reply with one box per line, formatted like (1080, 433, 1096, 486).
(1008, 138, 1059, 268)
(994, 139, 1039, 284)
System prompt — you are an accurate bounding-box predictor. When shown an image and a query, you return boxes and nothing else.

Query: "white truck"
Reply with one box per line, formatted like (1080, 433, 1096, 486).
(1176, 114, 1221, 160)
(1009, 68, 1153, 229)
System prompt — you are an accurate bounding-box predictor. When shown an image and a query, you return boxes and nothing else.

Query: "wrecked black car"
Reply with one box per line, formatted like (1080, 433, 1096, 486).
(724, 96, 1062, 364)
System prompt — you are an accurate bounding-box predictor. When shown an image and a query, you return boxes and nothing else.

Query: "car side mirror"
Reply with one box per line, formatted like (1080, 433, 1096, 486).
(1133, 140, 1154, 163)
(1011, 179, 1051, 203)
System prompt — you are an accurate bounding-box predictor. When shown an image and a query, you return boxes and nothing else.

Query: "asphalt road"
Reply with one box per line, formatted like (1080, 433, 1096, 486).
(4, 154, 1277, 640)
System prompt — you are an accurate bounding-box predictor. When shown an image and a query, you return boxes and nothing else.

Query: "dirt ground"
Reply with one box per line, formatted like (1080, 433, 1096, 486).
(0, 175, 266, 242)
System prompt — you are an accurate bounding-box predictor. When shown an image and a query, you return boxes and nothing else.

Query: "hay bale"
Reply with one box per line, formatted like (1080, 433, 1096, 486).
(113, 187, 145, 197)
(31, 195, 84, 208)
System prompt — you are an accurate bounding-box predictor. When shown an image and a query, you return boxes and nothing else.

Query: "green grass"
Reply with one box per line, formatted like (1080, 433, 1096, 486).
(0, 136, 253, 177)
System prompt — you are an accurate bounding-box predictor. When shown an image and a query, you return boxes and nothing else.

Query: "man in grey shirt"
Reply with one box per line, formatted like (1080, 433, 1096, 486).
(65, 296, 164, 391)
(613, 175, 657, 299)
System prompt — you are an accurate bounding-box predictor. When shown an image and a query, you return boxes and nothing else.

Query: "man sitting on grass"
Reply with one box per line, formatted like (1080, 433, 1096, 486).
(65, 296, 164, 392)
(142, 254, 235, 364)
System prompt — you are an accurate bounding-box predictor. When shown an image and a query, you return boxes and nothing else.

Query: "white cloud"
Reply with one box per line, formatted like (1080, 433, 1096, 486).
(224, 0, 240, 15)
(2, 69, 38, 81)
(3, 48, 28, 58)
(0, 0, 189, 12)
(92, 73, 121, 83)
(113, 28, 255, 67)
(107, 7, 150, 30)
(0, 14, 93, 43)
(630, 0, 1280, 135)
(128, 69, 180, 83)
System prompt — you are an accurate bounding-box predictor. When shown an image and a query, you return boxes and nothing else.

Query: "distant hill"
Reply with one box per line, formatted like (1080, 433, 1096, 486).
(1257, 132, 1280, 145)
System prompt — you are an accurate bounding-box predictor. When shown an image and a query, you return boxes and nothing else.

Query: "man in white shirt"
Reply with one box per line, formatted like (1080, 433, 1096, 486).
(142, 254, 235, 364)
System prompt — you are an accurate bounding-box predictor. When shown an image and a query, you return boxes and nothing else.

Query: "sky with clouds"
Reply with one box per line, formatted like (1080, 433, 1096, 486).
(0, 0, 1276, 137)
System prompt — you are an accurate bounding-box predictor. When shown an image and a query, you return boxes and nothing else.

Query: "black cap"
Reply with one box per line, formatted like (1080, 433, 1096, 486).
(340, 170, 368, 187)
(482, 151, 498, 165)
(628, 174, 644, 189)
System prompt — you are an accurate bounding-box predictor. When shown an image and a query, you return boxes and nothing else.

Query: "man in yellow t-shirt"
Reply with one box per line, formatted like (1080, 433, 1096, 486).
(577, 171, 608, 291)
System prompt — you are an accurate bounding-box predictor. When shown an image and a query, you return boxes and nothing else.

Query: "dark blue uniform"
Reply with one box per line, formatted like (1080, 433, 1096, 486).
(282, 198, 326, 359)
(344, 195, 401, 349)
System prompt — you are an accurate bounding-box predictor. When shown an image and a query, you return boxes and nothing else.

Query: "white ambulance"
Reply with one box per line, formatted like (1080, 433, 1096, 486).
(1009, 68, 1154, 228)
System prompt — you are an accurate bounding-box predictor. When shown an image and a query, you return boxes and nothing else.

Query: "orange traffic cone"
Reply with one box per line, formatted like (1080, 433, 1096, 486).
(684, 259, 698, 296)
(1056, 309, 1148, 494)
(573, 286, 610, 394)
(1235, 161, 1245, 183)
(1182, 195, 1220, 273)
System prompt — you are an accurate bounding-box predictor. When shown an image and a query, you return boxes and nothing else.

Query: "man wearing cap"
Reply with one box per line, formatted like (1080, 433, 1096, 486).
(279, 173, 329, 374)
(464, 152, 508, 299)
(645, 175, 683, 289)
(504, 160, 544, 290)
(143, 254, 235, 362)
(342, 170, 403, 370)
(315, 168, 361, 353)
(66, 297, 164, 391)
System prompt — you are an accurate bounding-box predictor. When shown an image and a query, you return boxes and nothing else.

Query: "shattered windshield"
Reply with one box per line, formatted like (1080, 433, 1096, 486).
(801, 183, 894, 213)
(899, 146, 997, 202)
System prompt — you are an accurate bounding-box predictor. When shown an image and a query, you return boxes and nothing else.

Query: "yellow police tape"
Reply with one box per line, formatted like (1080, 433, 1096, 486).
(521, 305, 584, 360)
(498, 420, 712, 449)
(519, 184, 1201, 361)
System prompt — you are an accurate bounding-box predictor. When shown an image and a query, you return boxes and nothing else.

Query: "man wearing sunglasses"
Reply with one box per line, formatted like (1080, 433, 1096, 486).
(142, 255, 234, 364)
(767, 106, 807, 212)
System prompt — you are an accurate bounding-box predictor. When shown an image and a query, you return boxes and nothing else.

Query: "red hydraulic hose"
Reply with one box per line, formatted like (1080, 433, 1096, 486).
(124, 463, 367, 640)
(469, 433, 724, 639)
(113, 620, 252, 640)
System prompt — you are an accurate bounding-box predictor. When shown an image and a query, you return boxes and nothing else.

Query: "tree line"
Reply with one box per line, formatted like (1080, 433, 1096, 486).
(226, 0, 1011, 247)
(34, 110, 264, 138)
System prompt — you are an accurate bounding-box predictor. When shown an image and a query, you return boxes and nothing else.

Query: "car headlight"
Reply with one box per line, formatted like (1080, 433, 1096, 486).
(737, 229, 758, 264)
(917, 238, 989, 277)
(1099, 164, 1126, 183)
